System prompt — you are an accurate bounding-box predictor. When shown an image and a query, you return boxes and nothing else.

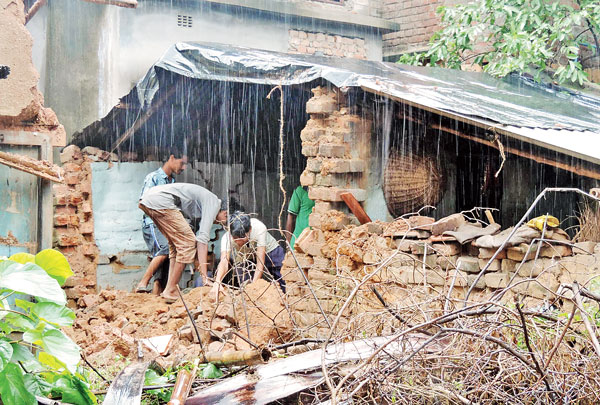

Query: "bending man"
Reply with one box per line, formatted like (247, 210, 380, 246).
(211, 211, 286, 302)
(137, 151, 187, 294)
(139, 183, 227, 303)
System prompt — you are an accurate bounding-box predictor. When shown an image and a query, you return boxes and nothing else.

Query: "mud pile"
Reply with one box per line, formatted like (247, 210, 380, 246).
(67, 280, 292, 371)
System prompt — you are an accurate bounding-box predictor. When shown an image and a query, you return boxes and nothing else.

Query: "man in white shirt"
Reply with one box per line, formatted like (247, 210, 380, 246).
(211, 211, 286, 301)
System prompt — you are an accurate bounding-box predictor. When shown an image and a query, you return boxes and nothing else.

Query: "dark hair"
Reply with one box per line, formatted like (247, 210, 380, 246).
(159, 145, 186, 161)
(220, 196, 243, 213)
(229, 211, 251, 239)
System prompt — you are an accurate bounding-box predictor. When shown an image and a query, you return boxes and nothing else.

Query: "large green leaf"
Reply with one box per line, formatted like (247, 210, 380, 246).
(10, 343, 35, 363)
(0, 261, 66, 305)
(0, 363, 36, 405)
(32, 302, 75, 327)
(35, 249, 73, 286)
(4, 311, 36, 330)
(201, 363, 223, 379)
(39, 329, 80, 373)
(8, 253, 35, 264)
(39, 352, 67, 372)
(0, 339, 13, 373)
(23, 373, 53, 397)
(52, 375, 96, 405)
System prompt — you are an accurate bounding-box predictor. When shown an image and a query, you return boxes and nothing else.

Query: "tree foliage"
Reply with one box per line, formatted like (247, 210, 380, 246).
(398, 0, 600, 85)
(0, 250, 95, 405)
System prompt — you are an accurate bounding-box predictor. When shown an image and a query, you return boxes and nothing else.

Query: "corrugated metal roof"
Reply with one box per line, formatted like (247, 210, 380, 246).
(81, 42, 600, 164)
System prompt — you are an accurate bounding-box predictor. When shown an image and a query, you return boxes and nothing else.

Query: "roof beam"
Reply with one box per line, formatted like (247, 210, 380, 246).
(202, 0, 400, 32)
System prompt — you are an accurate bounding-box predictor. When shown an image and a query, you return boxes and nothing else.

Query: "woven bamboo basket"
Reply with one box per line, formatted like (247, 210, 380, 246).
(384, 153, 444, 217)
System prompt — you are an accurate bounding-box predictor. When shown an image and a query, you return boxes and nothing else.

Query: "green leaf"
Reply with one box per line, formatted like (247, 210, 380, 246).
(39, 329, 80, 373)
(145, 369, 169, 386)
(0, 363, 36, 405)
(10, 343, 36, 363)
(39, 352, 67, 371)
(35, 249, 73, 286)
(201, 363, 223, 379)
(8, 253, 35, 264)
(3, 311, 36, 330)
(0, 339, 13, 373)
(52, 375, 96, 405)
(0, 261, 66, 305)
(32, 302, 75, 327)
(23, 373, 53, 397)
(14, 298, 34, 312)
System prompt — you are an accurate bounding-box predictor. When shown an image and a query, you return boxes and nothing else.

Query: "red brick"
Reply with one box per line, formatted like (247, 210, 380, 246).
(60, 145, 82, 164)
(300, 170, 315, 186)
(301, 143, 318, 157)
(62, 163, 82, 173)
(322, 159, 365, 174)
(318, 143, 346, 158)
(308, 187, 367, 202)
(81, 201, 92, 213)
(54, 213, 80, 227)
(54, 230, 82, 247)
(79, 181, 92, 196)
(81, 243, 98, 257)
(80, 222, 94, 235)
(64, 172, 80, 185)
(306, 96, 338, 114)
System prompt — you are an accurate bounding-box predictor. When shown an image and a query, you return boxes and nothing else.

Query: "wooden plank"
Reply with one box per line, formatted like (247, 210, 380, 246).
(0, 129, 65, 147)
(0, 150, 63, 183)
(39, 136, 54, 250)
(340, 192, 371, 224)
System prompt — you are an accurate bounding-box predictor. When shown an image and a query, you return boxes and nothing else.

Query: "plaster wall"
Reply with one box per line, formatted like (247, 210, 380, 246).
(33, 0, 382, 142)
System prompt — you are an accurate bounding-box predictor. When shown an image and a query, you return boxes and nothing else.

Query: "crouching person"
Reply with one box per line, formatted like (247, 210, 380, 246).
(139, 183, 228, 303)
(211, 211, 286, 301)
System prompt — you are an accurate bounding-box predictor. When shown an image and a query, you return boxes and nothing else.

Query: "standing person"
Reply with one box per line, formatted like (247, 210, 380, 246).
(139, 183, 228, 303)
(285, 185, 315, 249)
(211, 211, 286, 302)
(136, 151, 188, 294)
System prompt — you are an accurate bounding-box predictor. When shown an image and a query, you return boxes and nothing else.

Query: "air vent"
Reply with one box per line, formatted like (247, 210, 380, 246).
(177, 15, 193, 28)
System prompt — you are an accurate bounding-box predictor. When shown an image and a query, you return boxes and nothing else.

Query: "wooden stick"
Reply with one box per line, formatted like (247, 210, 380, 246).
(0, 150, 63, 183)
(485, 209, 496, 224)
(340, 192, 371, 224)
(110, 85, 177, 152)
(25, 0, 47, 24)
(431, 124, 600, 181)
(572, 282, 600, 359)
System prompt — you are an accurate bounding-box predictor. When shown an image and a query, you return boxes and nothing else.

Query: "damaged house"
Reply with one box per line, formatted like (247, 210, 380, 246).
(63, 42, 600, 292)
(51, 43, 600, 402)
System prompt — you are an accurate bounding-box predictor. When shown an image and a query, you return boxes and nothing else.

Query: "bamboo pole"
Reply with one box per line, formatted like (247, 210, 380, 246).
(431, 124, 600, 181)
(203, 348, 271, 367)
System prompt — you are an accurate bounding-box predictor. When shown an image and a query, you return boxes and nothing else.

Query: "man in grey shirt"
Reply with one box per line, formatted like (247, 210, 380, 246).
(139, 183, 228, 303)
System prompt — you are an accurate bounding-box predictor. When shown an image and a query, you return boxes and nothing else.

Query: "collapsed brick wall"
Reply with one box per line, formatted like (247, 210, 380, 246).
(0, 0, 65, 144)
(281, 84, 600, 338)
(54, 145, 117, 306)
(288, 30, 367, 59)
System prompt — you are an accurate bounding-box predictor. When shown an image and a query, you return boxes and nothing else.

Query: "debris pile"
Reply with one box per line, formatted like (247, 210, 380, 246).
(67, 280, 293, 372)
(283, 210, 600, 340)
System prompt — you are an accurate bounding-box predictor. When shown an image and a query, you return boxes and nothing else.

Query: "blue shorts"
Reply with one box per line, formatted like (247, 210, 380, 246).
(142, 223, 169, 257)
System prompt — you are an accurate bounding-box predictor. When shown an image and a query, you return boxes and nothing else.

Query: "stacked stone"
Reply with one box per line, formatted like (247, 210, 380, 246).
(288, 30, 367, 59)
(283, 206, 600, 337)
(54, 145, 100, 307)
(300, 86, 371, 226)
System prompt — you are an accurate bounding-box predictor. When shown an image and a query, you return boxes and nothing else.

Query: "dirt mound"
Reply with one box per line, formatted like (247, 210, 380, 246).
(67, 284, 293, 373)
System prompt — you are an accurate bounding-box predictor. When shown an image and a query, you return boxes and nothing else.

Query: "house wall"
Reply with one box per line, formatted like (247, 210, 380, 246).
(25, 0, 385, 141)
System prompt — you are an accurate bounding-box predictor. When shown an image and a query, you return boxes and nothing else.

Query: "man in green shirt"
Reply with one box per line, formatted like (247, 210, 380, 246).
(285, 185, 315, 249)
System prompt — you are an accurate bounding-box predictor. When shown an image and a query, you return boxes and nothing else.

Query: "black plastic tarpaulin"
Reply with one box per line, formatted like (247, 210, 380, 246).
(134, 41, 600, 133)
